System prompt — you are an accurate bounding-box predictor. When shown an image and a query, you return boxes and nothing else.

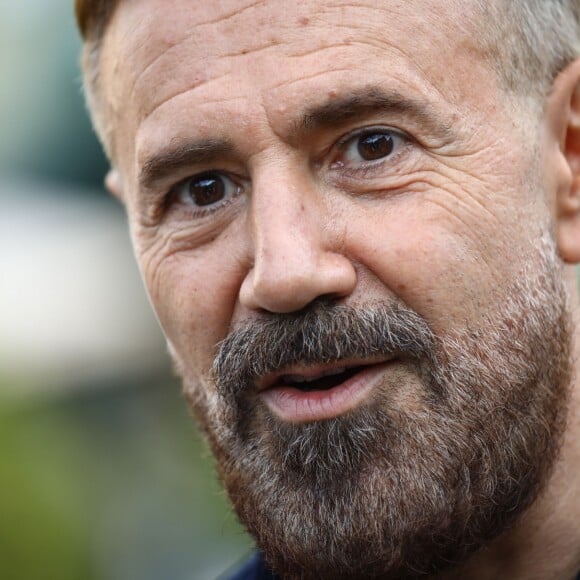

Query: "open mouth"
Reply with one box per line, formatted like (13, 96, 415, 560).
(275, 366, 364, 392)
(258, 359, 395, 422)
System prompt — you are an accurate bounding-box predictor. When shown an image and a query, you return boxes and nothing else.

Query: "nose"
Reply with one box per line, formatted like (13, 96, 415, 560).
(239, 174, 357, 314)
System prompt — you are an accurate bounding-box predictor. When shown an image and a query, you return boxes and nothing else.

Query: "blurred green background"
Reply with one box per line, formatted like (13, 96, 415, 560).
(0, 2, 252, 579)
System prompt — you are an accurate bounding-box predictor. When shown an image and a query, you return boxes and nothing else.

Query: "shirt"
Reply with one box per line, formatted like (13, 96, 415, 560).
(224, 551, 580, 579)
(223, 552, 279, 580)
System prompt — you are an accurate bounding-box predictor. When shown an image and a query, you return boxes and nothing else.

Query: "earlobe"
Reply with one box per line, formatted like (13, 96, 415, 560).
(105, 169, 125, 202)
(556, 176, 580, 263)
(549, 59, 580, 263)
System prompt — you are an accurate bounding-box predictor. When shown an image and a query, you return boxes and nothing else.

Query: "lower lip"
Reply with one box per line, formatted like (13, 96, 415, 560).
(259, 362, 393, 423)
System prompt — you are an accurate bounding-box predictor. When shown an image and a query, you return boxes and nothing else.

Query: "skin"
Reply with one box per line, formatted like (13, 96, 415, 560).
(97, 0, 580, 577)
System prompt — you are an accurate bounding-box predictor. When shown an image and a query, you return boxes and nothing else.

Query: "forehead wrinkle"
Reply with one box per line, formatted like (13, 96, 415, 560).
(113, 1, 273, 119)
(131, 33, 295, 117)
(138, 76, 243, 132)
(126, 29, 289, 124)
(319, 0, 479, 29)
(127, 40, 188, 113)
(193, 0, 268, 27)
(302, 0, 486, 97)
(263, 67, 353, 95)
(218, 39, 284, 60)
(285, 37, 452, 110)
(129, 25, 285, 102)
(289, 39, 381, 59)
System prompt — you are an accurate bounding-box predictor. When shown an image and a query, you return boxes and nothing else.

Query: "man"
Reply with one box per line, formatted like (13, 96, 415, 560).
(75, 0, 580, 578)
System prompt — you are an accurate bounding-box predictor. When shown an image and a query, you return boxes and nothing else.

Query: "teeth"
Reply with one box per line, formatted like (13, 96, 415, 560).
(281, 367, 347, 384)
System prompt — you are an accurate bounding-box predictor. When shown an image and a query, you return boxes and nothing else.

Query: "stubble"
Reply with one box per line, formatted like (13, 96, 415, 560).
(183, 233, 572, 579)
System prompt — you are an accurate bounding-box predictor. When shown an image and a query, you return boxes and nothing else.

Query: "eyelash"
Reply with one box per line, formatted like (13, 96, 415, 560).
(181, 196, 237, 221)
(330, 126, 411, 177)
(161, 126, 412, 220)
(164, 172, 244, 220)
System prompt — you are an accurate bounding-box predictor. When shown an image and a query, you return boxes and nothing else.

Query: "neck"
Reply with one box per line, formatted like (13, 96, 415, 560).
(443, 268, 580, 580)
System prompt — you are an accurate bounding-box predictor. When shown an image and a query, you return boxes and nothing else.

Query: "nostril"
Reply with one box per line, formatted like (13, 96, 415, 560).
(240, 247, 357, 314)
(318, 291, 349, 305)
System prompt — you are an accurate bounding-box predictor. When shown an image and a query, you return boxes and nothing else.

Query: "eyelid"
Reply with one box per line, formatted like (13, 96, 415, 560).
(163, 170, 245, 221)
(326, 126, 410, 172)
(336, 125, 409, 152)
(170, 171, 234, 204)
(339, 124, 400, 141)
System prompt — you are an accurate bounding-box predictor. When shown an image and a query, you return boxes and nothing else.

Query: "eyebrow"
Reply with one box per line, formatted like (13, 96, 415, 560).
(138, 86, 452, 191)
(298, 86, 453, 143)
(139, 138, 234, 190)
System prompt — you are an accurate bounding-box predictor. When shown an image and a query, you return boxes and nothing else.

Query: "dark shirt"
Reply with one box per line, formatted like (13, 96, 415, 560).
(223, 552, 279, 580)
(224, 551, 580, 579)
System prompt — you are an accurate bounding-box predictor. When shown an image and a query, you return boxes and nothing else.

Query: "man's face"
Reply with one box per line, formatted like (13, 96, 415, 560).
(101, 0, 572, 577)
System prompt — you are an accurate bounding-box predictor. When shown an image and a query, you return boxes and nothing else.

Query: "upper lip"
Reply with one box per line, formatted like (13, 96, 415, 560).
(256, 355, 398, 392)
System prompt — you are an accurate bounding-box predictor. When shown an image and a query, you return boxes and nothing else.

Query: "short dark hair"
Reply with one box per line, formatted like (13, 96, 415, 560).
(75, 0, 118, 41)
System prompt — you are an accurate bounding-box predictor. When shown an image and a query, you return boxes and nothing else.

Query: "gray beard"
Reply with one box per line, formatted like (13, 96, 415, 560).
(183, 234, 572, 580)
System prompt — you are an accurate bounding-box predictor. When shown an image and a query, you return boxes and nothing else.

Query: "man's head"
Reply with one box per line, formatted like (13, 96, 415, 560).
(76, 1, 580, 578)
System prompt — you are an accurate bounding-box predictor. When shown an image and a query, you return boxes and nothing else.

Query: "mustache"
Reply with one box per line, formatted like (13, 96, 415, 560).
(212, 301, 435, 398)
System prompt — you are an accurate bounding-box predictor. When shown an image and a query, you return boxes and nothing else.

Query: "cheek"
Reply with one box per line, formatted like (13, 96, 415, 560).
(346, 203, 507, 332)
(139, 244, 244, 376)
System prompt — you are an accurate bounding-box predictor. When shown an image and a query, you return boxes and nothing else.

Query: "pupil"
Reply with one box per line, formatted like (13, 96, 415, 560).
(358, 133, 394, 160)
(190, 175, 225, 206)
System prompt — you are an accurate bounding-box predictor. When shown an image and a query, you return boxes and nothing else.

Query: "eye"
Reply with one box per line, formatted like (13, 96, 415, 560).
(334, 128, 406, 167)
(173, 172, 240, 208)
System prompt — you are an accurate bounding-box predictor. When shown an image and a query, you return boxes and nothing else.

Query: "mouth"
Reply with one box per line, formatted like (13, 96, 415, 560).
(257, 358, 397, 423)
(266, 365, 365, 392)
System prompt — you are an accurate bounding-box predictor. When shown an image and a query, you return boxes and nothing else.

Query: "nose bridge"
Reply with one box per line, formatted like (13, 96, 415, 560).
(251, 166, 317, 273)
(239, 161, 357, 313)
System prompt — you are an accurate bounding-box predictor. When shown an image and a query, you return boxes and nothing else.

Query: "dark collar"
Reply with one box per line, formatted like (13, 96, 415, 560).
(222, 552, 279, 580)
(225, 552, 580, 580)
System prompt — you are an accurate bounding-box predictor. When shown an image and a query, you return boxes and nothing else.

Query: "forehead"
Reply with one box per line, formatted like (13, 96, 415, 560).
(101, 0, 493, 166)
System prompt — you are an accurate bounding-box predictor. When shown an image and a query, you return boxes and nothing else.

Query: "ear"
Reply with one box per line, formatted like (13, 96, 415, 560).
(105, 169, 125, 202)
(548, 58, 580, 263)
